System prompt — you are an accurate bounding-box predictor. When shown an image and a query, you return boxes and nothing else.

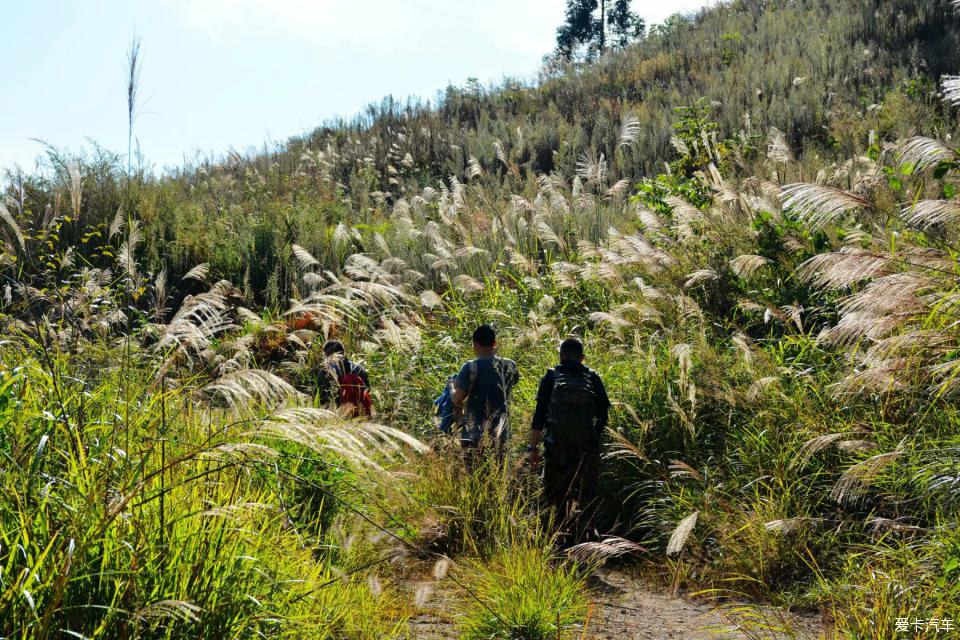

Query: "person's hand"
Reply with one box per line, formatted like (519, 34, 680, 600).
(527, 449, 542, 473)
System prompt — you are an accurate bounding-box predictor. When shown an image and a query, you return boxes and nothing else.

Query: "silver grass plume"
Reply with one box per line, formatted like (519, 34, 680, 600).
(796, 248, 892, 289)
(108, 206, 125, 239)
(780, 183, 872, 229)
(832, 443, 905, 503)
(669, 459, 703, 481)
(944, 76, 960, 106)
(602, 428, 649, 464)
(576, 152, 607, 188)
(133, 600, 201, 623)
(466, 156, 483, 180)
(900, 200, 960, 229)
(896, 137, 960, 171)
(666, 196, 702, 241)
(419, 290, 443, 309)
(252, 407, 427, 470)
(0, 200, 25, 252)
(68, 161, 83, 217)
(618, 112, 641, 149)
(567, 537, 647, 565)
(181, 262, 210, 283)
(118, 219, 143, 278)
(837, 273, 933, 316)
(766, 127, 795, 164)
(156, 289, 234, 358)
(607, 178, 632, 199)
(730, 254, 771, 278)
(202, 369, 303, 410)
(493, 139, 507, 166)
(764, 517, 821, 535)
(684, 268, 719, 289)
(791, 432, 857, 469)
(532, 214, 566, 251)
(153, 269, 169, 320)
(666, 511, 699, 557)
(333, 223, 352, 255)
(292, 244, 320, 268)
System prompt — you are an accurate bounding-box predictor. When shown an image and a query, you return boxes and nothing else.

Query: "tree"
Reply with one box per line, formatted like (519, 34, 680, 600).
(555, 0, 644, 61)
(607, 0, 645, 49)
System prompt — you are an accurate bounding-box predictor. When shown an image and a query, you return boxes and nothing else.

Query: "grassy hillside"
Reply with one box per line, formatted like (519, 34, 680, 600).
(7, 0, 960, 302)
(3, 0, 960, 637)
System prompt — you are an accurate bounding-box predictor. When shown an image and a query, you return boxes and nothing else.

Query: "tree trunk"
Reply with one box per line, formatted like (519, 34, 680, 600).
(599, 0, 606, 51)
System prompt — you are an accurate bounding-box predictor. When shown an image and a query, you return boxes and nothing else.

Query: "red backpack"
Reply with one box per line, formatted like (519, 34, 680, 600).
(338, 369, 372, 417)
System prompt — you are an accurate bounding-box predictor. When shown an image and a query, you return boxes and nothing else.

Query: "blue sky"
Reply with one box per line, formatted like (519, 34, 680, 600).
(1, 0, 712, 174)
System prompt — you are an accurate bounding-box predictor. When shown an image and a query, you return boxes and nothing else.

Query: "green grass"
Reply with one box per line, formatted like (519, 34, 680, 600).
(0, 343, 410, 638)
(457, 545, 589, 640)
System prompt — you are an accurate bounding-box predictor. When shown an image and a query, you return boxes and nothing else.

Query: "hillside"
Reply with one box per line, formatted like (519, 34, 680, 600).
(3, 0, 960, 638)
(6, 0, 960, 302)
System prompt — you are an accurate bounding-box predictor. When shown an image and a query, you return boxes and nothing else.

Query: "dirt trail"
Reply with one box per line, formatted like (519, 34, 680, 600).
(405, 569, 826, 639)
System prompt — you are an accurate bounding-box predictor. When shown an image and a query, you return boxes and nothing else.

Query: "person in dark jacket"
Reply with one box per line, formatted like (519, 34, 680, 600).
(452, 324, 519, 468)
(527, 337, 610, 544)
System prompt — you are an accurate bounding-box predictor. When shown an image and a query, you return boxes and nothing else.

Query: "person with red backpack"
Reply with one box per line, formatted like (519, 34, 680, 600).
(317, 340, 373, 417)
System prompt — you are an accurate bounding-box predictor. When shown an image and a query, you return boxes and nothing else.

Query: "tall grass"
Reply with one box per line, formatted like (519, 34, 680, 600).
(0, 338, 416, 637)
(457, 545, 588, 640)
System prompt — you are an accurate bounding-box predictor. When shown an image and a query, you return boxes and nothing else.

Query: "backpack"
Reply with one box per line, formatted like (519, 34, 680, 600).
(337, 363, 372, 418)
(547, 367, 597, 446)
(433, 362, 480, 434)
(433, 375, 458, 434)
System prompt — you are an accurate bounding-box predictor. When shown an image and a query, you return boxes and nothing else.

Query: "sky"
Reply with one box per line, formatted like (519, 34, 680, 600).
(0, 0, 713, 174)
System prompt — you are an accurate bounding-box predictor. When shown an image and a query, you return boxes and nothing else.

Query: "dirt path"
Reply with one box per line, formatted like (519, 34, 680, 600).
(405, 568, 827, 639)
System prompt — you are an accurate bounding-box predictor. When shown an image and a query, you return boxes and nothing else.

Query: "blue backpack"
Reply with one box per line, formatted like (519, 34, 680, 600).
(434, 363, 479, 434)
(434, 375, 458, 434)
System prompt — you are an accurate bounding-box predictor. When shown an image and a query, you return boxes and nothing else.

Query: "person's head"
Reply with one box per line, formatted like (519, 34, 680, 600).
(472, 324, 497, 356)
(559, 337, 585, 363)
(323, 339, 345, 357)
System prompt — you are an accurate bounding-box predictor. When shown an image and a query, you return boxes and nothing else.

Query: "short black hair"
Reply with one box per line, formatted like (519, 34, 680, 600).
(323, 339, 345, 356)
(559, 337, 584, 360)
(472, 324, 496, 347)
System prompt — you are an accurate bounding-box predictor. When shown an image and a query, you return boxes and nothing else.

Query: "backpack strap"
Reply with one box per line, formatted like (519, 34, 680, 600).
(467, 359, 478, 392)
(347, 359, 366, 385)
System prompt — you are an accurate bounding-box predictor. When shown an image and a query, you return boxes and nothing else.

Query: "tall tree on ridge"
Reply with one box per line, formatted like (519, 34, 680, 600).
(555, 0, 644, 61)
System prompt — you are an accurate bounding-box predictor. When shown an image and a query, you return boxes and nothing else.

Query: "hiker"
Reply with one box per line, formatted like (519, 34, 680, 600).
(527, 337, 610, 545)
(316, 339, 372, 417)
(451, 324, 519, 467)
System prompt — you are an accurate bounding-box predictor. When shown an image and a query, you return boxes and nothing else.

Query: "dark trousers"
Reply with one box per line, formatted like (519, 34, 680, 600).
(543, 446, 600, 547)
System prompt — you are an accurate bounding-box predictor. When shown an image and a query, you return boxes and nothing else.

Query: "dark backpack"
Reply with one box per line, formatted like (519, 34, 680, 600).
(548, 367, 597, 446)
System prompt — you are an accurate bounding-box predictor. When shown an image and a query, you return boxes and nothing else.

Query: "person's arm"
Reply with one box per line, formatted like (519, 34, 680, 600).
(527, 370, 553, 468)
(530, 369, 553, 433)
(592, 371, 611, 433)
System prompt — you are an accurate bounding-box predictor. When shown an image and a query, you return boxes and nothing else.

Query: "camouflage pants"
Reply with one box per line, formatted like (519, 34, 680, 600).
(542, 445, 600, 547)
